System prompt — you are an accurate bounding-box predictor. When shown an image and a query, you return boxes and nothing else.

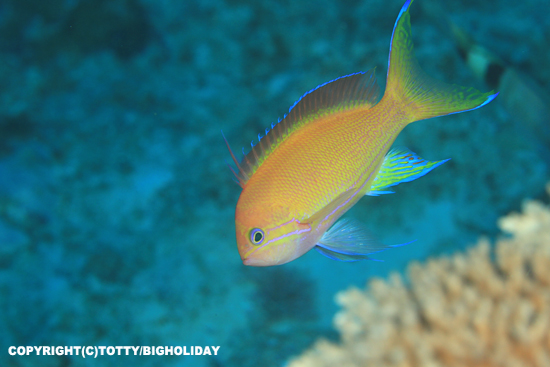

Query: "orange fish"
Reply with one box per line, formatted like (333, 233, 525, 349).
(224, 0, 497, 266)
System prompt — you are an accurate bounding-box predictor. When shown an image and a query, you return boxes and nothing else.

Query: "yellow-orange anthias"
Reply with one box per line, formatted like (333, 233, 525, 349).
(224, 0, 497, 266)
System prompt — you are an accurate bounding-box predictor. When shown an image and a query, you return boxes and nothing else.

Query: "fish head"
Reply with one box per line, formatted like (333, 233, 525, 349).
(235, 198, 313, 266)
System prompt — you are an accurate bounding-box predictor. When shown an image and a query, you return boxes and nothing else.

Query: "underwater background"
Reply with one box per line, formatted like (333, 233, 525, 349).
(1, 0, 548, 366)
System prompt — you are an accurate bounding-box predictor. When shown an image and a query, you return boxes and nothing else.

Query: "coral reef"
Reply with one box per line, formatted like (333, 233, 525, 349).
(288, 183, 550, 367)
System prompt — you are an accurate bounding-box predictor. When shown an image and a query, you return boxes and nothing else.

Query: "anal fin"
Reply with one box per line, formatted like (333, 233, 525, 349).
(368, 147, 449, 196)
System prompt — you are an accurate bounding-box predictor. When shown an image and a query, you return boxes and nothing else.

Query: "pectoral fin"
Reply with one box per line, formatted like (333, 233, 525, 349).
(303, 188, 358, 225)
(368, 147, 449, 196)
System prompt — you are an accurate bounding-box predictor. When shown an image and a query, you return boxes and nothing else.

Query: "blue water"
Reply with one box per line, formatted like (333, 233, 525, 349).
(1, 0, 548, 366)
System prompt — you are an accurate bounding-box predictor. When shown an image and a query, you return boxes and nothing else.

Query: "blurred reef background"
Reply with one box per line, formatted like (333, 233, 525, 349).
(289, 184, 550, 367)
(0, 0, 548, 366)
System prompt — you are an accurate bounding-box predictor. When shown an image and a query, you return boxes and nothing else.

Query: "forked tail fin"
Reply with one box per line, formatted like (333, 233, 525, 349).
(383, 0, 497, 123)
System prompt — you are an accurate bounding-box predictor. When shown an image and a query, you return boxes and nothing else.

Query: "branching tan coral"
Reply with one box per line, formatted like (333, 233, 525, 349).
(289, 183, 550, 367)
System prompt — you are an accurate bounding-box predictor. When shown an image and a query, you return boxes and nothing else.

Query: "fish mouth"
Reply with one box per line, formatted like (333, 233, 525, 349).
(242, 256, 271, 267)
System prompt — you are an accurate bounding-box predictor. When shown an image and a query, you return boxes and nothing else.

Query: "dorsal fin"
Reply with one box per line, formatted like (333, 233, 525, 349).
(225, 69, 380, 187)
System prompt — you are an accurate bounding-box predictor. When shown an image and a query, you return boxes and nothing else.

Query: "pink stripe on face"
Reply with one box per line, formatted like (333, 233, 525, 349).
(262, 226, 311, 249)
(244, 218, 311, 258)
(267, 218, 299, 234)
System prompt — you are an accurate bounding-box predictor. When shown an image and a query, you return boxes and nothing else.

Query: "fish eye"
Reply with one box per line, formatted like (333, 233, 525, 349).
(250, 228, 264, 245)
